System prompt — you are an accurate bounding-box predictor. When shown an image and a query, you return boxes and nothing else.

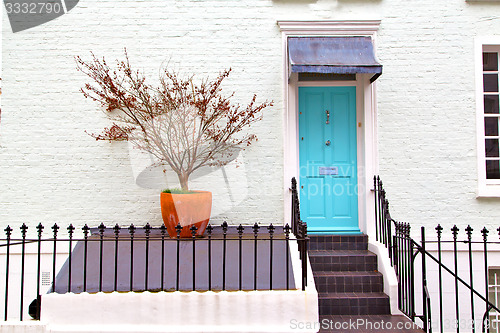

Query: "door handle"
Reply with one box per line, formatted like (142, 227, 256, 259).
(326, 140, 331, 146)
(326, 110, 330, 124)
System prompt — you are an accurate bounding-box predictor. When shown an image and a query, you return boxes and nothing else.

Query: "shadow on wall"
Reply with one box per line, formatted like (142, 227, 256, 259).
(129, 143, 249, 219)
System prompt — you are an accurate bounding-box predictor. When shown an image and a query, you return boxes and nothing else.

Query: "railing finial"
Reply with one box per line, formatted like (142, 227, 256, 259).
(435, 224, 443, 236)
(481, 227, 489, 242)
(252, 223, 260, 236)
(175, 223, 182, 238)
(206, 223, 213, 236)
(82, 224, 90, 238)
(113, 224, 121, 236)
(237, 224, 244, 236)
(190, 225, 198, 237)
(465, 225, 473, 241)
(451, 225, 459, 239)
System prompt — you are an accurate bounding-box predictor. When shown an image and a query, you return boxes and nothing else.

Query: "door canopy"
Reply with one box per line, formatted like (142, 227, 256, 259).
(288, 36, 383, 83)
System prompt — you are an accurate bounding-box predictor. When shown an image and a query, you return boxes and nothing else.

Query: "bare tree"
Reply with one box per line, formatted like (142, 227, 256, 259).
(76, 52, 272, 191)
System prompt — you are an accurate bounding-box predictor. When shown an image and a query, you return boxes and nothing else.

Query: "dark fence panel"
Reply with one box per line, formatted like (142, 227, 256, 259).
(1, 223, 298, 320)
(0, 178, 309, 321)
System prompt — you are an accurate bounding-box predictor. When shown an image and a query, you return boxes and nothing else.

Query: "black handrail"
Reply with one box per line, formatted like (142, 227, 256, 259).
(375, 175, 500, 333)
(412, 236, 500, 314)
(291, 177, 308, 291)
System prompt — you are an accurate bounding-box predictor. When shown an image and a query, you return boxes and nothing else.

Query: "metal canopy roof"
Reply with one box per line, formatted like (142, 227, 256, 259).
(288, 36, 382, 83)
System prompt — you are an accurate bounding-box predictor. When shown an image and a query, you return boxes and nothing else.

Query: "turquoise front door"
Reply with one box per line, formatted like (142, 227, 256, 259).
(298, 86, 359, 234)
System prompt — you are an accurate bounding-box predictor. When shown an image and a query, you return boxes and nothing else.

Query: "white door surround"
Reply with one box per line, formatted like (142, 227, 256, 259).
(278, 20, 381, 237)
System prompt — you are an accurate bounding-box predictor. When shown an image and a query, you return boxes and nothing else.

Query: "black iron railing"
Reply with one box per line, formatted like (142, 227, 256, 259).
(1, 183, 309, 322)
(375, 176, 500, 333)
(291, 177, 308, 291)
(374, 175, 394, 261)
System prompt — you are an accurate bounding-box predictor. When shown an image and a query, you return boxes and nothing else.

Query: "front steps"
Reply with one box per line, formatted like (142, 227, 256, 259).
(309, 235, 391, 316)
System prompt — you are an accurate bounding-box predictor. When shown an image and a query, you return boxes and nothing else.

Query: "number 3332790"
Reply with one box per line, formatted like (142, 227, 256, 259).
(5, 2, 62, 14)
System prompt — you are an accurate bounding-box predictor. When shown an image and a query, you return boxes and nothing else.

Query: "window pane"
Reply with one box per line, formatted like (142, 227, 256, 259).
(486, 139, 500, 157)
(484, 74, 499, 92)
(488, 269, 500, 333)
(485, 117, 499, 136)
(485, 95, 500, 114)
(484, 52, 499, 71)
(486, 160, 500, 179)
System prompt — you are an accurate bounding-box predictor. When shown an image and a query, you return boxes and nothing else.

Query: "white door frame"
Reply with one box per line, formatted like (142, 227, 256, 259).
(278, 20, 381, 236)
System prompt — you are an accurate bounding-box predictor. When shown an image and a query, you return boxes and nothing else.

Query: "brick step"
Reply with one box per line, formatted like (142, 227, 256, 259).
(318, 292, 390, 316)
(313, 271, 383, 293)
(309, 250, 378, 272)
(309, 235, 368, 251)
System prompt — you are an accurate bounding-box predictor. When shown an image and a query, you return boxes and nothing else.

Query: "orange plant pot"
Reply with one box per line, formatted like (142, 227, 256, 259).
(160, 191, 212, 238)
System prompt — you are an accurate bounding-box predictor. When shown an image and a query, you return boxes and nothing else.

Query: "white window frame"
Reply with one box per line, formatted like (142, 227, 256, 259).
(489, 268, 500, 333)
(475, 37, 500, 197)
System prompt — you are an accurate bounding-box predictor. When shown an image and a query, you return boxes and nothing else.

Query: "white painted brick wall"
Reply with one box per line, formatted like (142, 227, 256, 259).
(376, 0, 500, 235)
(1, 0, 500, 235)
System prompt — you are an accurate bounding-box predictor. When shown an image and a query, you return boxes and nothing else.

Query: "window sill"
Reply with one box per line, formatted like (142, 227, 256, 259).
(477, 185, 500, 198)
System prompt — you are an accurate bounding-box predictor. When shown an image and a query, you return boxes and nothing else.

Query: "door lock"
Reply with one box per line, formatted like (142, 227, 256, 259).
(326, 140, 331, 146)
